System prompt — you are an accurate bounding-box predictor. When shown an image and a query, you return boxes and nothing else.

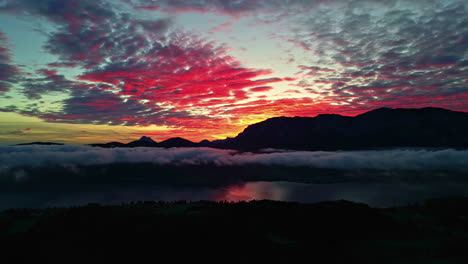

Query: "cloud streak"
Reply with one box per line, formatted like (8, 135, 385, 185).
(0, 31, 20, 94)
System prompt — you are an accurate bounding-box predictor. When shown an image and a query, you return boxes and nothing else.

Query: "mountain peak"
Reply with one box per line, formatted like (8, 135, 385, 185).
(138, 136, 156, 143)
(159, 137, 195, 147)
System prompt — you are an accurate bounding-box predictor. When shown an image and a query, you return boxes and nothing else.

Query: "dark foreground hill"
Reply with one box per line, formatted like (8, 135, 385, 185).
(87, 107, 468, 151)
(1, 198, 468, 263)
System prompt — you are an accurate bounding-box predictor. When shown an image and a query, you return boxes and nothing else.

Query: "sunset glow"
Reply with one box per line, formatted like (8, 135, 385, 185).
(1, 0, 467, 144)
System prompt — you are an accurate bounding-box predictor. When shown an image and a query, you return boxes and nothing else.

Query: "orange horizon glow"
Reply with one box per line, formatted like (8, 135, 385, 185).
(1, 1, 467, 145)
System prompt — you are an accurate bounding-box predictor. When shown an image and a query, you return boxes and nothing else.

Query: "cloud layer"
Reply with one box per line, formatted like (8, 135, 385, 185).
(1, 146, 467, 173)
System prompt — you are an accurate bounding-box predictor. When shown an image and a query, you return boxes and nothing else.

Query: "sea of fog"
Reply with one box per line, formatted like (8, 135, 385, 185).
(2, 145, 468, 171)
(0, 146, 467, 209)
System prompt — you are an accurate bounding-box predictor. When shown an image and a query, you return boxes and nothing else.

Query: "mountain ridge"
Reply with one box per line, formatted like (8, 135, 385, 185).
(15, 107, 468, 150)
(229, 107, 468, 150)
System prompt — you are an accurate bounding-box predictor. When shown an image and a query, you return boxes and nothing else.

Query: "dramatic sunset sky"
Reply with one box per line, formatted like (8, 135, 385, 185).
(0, 0, 467, 144)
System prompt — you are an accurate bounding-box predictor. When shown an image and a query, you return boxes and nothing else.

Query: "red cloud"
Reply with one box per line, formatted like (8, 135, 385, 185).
(78, 33, 288, 119)
(250, 86, 273, 92)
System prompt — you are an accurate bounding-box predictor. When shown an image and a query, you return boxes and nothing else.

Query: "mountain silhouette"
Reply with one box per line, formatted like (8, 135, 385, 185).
(229, 107, 468, 150)
(89, 136, 195, 148)
(159, 137, 196, 148)
(138, 136, 156, 143)
(90, 137, 158, 148)
(126, 136, 159, 147)
(88, 142, 126, 148)
(15, 142, 64, 146)
(87, 107, 468, 150)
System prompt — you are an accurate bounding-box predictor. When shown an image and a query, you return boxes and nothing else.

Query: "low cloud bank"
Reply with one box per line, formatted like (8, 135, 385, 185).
(1, 146, 467, 173)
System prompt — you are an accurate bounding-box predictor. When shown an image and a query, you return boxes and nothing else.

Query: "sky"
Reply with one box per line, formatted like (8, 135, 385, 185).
(0, 0, 467, 144)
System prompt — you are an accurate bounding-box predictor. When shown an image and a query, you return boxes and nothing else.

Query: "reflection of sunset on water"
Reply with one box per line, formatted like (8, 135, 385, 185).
(213, 182, 288, 202)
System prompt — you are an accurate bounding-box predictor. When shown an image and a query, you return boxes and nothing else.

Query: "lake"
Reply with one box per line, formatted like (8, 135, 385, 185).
(1, 147, 468, 210)
(2, 180, 468, 210)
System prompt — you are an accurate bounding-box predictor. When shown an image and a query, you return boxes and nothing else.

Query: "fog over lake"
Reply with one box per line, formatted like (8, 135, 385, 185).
(1, 146, 467, 172)
(1, 146, 467, 209)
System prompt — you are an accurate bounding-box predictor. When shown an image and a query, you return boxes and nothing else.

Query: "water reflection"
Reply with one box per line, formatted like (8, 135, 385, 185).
(213, 182, 356, 203)
(214, 182, 287, 201)
(1, 181, 468, 210)
(213, 181, 468, 207)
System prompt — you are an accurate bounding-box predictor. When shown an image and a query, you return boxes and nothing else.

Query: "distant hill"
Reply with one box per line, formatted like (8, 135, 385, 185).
(89, 107, 468, 150)
(159, 137, 196, 148)
(15, 142, 64, 146)
(89, 136, 196, 148)
(88, 141, 127, 148)
(90, 136, 159, 148)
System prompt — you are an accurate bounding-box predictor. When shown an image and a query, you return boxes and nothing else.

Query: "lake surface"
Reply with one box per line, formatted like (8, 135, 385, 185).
(2, 180, 468, 210)
(2, 147, 468, 209)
